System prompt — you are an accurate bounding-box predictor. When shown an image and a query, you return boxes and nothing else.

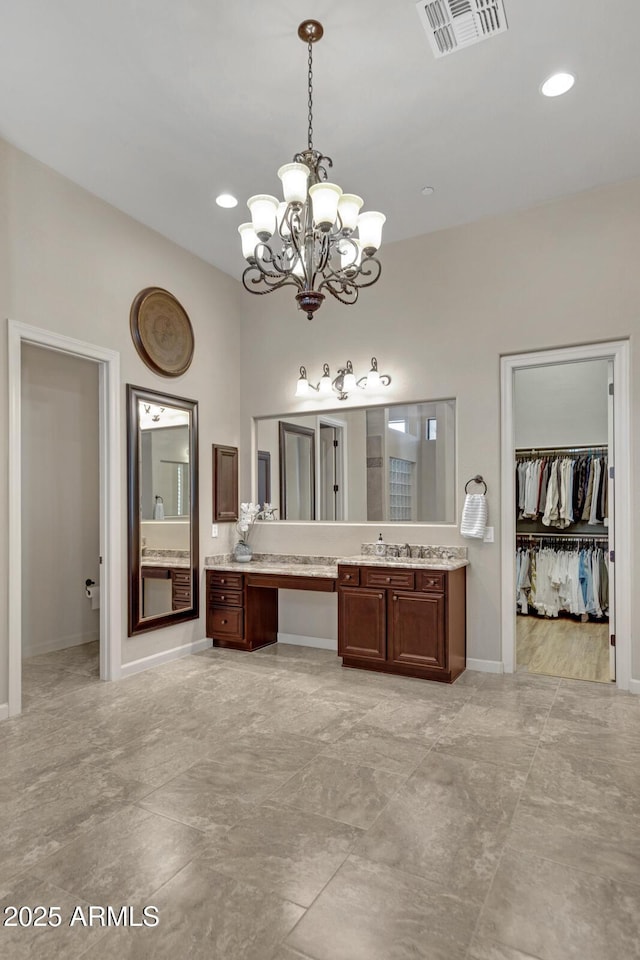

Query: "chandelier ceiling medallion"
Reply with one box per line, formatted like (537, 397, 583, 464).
(238, 20, 386, 321)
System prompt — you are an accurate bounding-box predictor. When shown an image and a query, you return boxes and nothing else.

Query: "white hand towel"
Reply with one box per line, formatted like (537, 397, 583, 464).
(460, 493, 487, 539)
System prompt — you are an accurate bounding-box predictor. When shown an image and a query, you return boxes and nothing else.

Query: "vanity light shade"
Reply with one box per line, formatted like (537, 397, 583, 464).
(295, 366, 310, 397)
(358, 211, 386, 253)
(319, 364, 333, 396)
(278, 162, 310, 203)
(342, 369, 357, 393)
(238, 222, 260, 260)
(338, 193, 364, 233)
(366, 362, 381, 391)
(247, 194, 279, 241)
(309, 182, 343, 230)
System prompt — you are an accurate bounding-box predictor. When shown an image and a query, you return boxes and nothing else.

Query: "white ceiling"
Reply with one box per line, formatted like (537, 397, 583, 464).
(2, 1, 640, 281)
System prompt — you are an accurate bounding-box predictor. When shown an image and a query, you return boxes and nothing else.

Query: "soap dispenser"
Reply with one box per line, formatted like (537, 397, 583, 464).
(375, 533, 385, 557)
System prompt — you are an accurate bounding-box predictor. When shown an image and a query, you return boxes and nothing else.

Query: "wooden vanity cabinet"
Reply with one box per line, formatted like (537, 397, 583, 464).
(337, 564, 466, 683)
(205, 570, 277, 651)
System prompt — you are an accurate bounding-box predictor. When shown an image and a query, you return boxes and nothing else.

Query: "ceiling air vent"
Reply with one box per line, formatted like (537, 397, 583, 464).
(416, 0, 508, 58)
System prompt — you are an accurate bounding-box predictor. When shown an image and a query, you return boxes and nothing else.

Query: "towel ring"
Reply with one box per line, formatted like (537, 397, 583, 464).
(465, 475, 487, 495)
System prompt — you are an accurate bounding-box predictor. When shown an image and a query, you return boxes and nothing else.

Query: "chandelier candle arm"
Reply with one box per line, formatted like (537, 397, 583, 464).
(239, 19, 385, 320)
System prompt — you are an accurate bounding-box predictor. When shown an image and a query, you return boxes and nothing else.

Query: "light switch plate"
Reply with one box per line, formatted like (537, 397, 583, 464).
(211, 524, 218, 538)
(483, 526, 494, 543)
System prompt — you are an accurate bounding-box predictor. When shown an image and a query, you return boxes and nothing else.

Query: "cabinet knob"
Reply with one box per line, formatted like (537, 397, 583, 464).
(220, 579, 225, 584)
(393, 595, 397, 601)
(220, 595, 225, 601)
(345, 574, 352, 580)
(221, 619, 227, 624)
(379, 594, 383, 599)
(386, 577, 391, 582)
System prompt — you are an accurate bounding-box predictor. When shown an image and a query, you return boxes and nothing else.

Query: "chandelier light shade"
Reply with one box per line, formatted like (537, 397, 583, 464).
(239, 19, 385, 320)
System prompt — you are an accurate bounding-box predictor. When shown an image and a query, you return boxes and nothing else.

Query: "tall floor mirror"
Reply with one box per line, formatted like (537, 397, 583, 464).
(127, 385, 199, 635)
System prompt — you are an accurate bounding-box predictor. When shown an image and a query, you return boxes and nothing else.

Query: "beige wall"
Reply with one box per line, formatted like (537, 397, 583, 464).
(514, 359, 609, 448)
(0, 138, 242, 702)
(3, 133, 639, 693)
(21, 345, 100, 657)
(239, 178, 640, 673)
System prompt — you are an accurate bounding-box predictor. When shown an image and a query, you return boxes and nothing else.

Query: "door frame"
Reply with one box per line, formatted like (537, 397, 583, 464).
(8, 319, 122, 716)
(500, 340, 631, 690)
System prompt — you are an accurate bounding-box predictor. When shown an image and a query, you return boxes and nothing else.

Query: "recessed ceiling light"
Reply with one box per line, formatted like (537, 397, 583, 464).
(421, 185, 435, 196)
(540, 72, 575, 98)
(216, 193, 238, 208)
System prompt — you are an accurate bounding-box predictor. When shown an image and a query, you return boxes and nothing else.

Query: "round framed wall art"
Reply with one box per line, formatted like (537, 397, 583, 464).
(130, 287, 194, 377)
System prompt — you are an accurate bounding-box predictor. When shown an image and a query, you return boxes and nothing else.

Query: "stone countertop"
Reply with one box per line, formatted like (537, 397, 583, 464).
(204, 551, 468, 575)
(338, 555, 469, 571)
(204, 555, 337, 578)
(141, 553, 190, 569)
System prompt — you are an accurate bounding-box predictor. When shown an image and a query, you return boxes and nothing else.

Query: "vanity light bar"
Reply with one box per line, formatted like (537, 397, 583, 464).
(295, 358, 391, 401)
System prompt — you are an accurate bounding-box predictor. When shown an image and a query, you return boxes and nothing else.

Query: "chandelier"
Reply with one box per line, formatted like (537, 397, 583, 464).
(238, 20, 386, 321)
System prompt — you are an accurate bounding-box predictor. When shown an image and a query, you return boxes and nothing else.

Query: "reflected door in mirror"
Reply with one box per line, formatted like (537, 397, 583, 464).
(279, 421, 316, 520)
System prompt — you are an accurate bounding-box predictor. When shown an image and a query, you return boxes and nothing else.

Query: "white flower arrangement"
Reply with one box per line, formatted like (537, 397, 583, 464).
(235, 502, 277, 545)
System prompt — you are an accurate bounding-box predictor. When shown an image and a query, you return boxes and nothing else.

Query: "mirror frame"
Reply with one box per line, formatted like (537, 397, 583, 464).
(279, 421, 316, 520)
(127, 384, 199, 635)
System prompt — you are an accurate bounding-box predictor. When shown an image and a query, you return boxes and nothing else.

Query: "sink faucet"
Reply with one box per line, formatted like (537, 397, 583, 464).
(399, 543, 411, 558)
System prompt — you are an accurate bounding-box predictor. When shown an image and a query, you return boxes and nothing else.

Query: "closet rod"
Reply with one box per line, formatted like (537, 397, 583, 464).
(515, 444, 607, 456)
(516, 532, 608, 540)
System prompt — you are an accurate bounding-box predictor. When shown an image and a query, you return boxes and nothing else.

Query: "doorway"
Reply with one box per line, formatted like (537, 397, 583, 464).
(7, 320, 122, 717)
(21, 345, 101, 702)
(500, 341, 631, 690)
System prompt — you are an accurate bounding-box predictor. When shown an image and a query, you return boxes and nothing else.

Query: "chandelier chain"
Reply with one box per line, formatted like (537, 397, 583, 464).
(307, 39, 314, 152)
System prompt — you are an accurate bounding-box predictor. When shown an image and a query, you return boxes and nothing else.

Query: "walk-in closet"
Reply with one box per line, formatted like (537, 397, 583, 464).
(513, 361, 613, 682)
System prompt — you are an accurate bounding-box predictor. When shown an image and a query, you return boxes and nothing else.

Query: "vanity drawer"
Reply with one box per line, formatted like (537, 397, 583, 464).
(337, 566, 360, 586)
(363, 568, 415, 590)
(172, 586, 192, 602)
(210, 607, 244, 638)
(208, 571, 244, 590)
(172, 569, 191, 584)
(209, 589, 243, 607)
(419, 571, 446, 593)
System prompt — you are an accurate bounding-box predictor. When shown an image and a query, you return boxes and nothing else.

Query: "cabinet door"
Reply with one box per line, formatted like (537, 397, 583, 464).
(389, 591, 446, 672)
(212, 444, 239, 521)
(338, 587, 386, 661)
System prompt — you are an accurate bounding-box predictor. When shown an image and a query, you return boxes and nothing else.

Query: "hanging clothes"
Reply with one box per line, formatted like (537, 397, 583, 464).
(516, 450, 608, 530)
(515, 539, 609, 620)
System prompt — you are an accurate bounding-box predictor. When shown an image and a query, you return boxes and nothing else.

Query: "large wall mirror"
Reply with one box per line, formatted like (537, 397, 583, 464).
(127, 385, 199, 635)
(256, 400, 456, 524)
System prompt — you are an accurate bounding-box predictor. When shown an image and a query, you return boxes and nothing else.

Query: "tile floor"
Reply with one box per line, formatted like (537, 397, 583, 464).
(2, 641, 639, 959)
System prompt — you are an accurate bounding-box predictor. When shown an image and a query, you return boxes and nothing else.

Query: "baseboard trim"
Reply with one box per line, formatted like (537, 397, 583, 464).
(467, 658, 504, 674)
(278, 632, 337, 652)
(23, 631, 99, 659)
(628, 678, 640, 696)
(0, 703, 9, 722)
(120, 638, 212, 678)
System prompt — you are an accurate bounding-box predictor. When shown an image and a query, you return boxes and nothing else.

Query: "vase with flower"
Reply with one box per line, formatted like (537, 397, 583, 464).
(233, 502, 276, 562)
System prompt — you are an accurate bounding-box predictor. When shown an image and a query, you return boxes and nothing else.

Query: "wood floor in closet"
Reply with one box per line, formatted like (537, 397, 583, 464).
(517, 615, 610, 683)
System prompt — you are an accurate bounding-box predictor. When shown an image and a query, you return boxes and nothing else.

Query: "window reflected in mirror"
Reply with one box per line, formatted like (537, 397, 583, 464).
(256, 400, 456, 524)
